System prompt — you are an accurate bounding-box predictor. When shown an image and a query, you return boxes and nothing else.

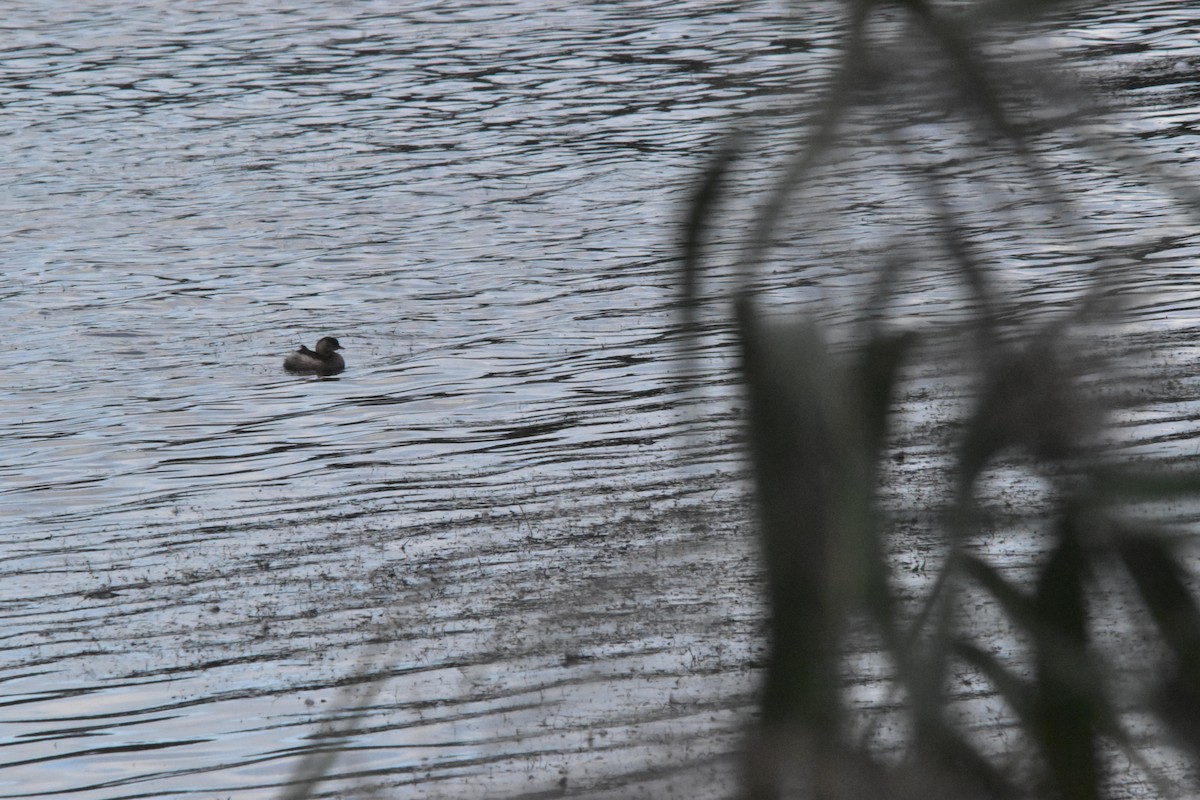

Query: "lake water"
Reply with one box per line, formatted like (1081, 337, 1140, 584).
(5, 1, 1200, 797)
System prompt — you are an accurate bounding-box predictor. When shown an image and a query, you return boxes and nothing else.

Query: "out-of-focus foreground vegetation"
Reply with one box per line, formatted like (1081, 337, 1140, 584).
(684, 1, 1200, 798)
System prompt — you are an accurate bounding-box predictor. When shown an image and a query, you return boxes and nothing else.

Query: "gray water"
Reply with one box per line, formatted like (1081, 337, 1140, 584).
(5, 1, 1200, 797)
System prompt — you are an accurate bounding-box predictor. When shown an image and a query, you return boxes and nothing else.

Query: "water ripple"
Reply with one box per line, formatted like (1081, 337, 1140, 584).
(4, 0, 1200, 797)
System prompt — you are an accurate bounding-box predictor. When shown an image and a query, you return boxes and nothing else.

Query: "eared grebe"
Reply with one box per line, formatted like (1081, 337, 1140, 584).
(283, 337, 345, 375)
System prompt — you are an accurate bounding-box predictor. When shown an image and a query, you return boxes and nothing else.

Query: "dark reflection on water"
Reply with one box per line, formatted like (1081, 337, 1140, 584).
(4, 0, 1200, 797)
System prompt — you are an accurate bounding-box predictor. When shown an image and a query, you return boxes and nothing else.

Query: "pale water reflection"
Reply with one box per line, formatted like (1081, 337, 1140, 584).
(4, 0, 1200, 797)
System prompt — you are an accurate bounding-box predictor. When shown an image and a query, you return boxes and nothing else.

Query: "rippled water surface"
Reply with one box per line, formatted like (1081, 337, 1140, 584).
(6, 1, 1200, 797)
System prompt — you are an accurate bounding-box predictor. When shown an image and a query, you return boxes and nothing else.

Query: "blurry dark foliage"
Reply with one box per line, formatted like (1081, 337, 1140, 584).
(683, 1, 1200, 798)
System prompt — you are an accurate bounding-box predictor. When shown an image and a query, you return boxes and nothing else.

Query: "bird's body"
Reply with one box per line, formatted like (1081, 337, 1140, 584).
(284, 337, 345, 375)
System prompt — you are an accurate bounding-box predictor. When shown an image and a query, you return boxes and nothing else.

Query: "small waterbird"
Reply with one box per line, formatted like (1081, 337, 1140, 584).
(283, 337, 345, 376)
